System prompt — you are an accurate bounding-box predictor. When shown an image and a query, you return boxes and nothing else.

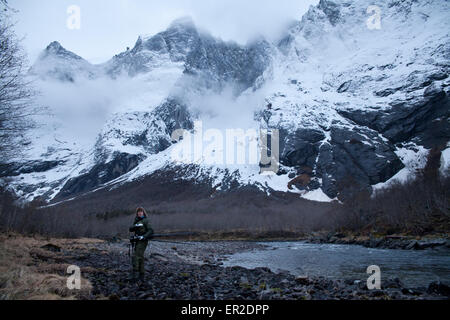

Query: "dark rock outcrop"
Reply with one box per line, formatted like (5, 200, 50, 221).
(0, 160, 64, 178)
(280, 128, 325, 169)
(278, 125, 404, 199)
(318, 0, 341, 26)
(56, 153, 144, 200)
(338, 87, 450, 148)
(185, 36, 272, 93)
(154, 98, 194, 138)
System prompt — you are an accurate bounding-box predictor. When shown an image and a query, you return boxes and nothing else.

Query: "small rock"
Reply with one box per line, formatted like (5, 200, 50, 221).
(428, 72, 448, 81)
(383, 278, 403, 289)
(137, 292, 151, 299)
(427, 282, 450, 296)
(295, 276, 310, 285)
(41, 243, 62, 252)
(401, 288, 414, 295)
(406, 241, 419, 250)
(369, 290, 386, 297)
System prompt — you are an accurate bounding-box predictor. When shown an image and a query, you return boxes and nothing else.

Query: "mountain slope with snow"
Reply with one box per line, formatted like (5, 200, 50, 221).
(1, 0, 449, 205)
(261, 0, 449, 198)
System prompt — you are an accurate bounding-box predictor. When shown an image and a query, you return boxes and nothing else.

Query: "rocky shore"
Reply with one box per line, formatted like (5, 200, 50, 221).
(304, 232, 450, 251)
(59, 239, 449, 300)
(2, 233, 447, 300)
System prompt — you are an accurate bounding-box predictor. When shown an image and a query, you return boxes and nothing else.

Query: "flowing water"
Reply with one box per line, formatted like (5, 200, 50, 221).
(223, 242, 450, 288)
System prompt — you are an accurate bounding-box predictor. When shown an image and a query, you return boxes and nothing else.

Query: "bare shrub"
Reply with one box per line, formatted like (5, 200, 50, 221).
(0, 7, 40, 162)
(335, 147, 450, 236)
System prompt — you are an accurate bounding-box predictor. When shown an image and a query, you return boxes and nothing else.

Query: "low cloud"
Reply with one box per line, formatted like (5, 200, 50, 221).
(11, 0, 318, 63)
(33, 73, 175, 148)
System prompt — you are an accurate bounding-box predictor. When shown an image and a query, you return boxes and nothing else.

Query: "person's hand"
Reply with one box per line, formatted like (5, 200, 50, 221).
(138, 236, 145, 241)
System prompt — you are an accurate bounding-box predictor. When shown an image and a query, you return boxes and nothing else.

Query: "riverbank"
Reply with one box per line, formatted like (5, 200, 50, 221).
(130, 230, 450, 251)
(1, 233, 449, 300)
(303, 232, 450, 250)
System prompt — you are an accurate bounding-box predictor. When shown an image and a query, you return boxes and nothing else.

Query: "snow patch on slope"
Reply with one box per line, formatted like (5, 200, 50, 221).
(440, 146, 450, 176)
(373, 144, 429, 191)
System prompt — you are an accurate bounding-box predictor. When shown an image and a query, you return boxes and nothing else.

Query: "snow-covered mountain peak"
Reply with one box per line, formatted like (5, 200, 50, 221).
(104, 17, 201, 77)
(3, 1, 449, 205)
(42, 41, 83, 61)
(30, 41, 98, 82)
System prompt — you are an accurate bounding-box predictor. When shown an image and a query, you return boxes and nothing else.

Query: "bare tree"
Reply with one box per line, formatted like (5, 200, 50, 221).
(0, 1, 38, 162)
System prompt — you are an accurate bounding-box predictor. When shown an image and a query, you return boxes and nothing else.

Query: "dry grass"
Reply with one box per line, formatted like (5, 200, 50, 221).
(0, 232, 98, 300)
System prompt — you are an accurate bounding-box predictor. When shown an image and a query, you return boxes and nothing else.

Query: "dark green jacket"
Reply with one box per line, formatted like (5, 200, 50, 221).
(130, 217, 154, 240)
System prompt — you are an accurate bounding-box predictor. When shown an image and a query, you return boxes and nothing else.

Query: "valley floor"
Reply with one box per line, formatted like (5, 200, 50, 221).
(0, 233, 448, 300)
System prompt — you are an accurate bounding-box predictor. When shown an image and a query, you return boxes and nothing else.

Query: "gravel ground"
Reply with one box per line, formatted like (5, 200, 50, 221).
(57, 239, 450, 300)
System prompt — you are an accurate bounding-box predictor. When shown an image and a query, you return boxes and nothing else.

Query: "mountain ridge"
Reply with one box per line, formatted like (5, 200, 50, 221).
(2, 0, 449, 206)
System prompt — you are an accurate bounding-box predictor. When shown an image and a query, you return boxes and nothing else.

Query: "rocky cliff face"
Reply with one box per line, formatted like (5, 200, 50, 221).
(103, 16, 272, 93)
(104, 17, 200, 77)
(261, 0, 449, 199)
(2, 0, 449, 204)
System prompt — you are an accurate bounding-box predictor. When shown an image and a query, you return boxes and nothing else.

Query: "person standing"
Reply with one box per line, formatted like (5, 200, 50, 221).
(129, 207, 154, 282)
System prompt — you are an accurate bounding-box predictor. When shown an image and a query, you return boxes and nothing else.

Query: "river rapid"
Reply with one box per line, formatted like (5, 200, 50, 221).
(223, 242, 450, 288)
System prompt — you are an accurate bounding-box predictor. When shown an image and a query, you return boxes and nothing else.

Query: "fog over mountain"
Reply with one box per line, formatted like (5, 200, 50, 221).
(1, 0, 449, 206)
(11, 0, 318, 63)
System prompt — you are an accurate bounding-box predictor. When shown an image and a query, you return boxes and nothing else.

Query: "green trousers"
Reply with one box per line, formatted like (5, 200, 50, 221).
(132, 240, 148, 275)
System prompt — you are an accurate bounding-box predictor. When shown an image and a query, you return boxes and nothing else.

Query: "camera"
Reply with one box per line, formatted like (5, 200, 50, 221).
(130, 235, 143, 243)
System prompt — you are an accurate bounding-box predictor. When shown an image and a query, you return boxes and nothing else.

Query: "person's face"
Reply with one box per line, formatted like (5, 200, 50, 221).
(137, 211, 144, 218)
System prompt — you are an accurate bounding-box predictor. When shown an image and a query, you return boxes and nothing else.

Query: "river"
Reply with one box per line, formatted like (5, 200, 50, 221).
(223, 242, 450, 288)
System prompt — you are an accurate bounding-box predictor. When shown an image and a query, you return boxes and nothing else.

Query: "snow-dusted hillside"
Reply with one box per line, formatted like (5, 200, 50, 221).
(1, 0, 449, 204)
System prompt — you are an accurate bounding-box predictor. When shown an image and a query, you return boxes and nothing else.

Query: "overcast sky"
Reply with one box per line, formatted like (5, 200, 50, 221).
(10, 0, 318, 64)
